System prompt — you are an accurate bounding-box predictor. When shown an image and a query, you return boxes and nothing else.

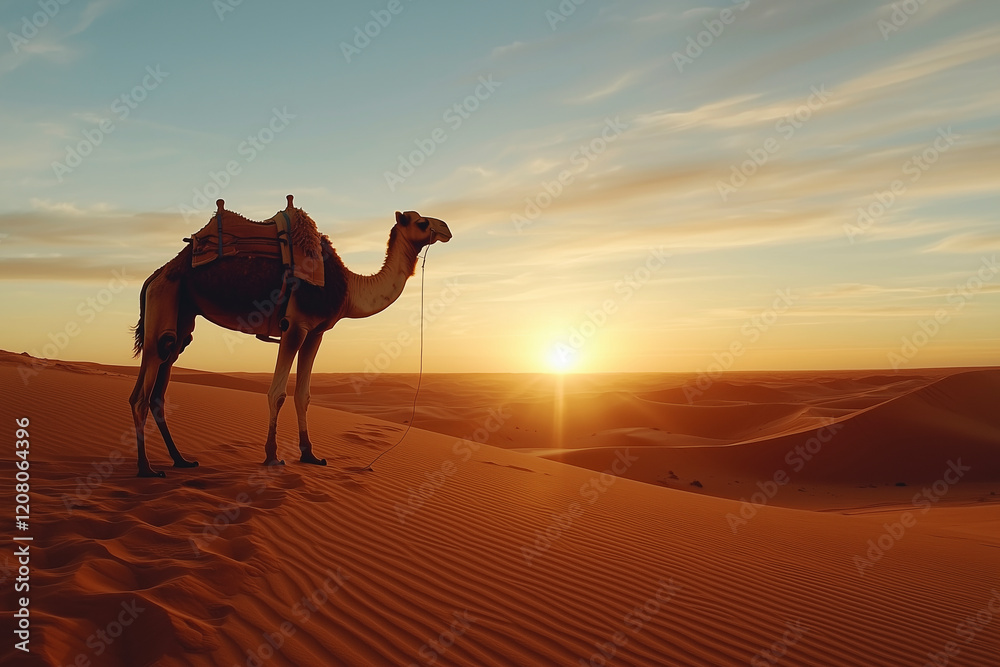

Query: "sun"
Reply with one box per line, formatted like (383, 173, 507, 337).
(546, 343, 578, 374)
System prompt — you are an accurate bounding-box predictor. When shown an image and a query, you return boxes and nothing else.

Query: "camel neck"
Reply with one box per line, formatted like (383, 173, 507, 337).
(342, 228, 421, 319)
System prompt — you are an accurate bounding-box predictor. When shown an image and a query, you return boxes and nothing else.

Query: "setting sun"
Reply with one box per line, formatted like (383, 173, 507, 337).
(546, 343, 578, 374)
(2, 2, 999, 665)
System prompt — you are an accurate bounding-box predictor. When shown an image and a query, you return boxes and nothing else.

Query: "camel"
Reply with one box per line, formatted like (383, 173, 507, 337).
(129, 196, 452, 477)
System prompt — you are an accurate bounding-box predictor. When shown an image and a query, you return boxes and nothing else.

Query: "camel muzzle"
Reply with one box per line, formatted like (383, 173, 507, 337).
(427, 217, 452, 243)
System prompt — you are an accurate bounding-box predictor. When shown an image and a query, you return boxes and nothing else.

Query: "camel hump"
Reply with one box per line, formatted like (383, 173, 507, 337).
(286, 194, 294, 209)
(216, 199, 225, 213)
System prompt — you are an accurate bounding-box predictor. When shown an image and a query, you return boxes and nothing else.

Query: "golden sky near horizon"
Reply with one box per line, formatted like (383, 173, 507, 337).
(1, 0, 998, 374)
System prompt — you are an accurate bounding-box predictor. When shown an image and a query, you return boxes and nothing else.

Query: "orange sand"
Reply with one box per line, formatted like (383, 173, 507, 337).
(1, 351, 998, 666)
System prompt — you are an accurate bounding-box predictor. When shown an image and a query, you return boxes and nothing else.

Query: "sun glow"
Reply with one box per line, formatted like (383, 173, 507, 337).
(546, 343, 578, 374)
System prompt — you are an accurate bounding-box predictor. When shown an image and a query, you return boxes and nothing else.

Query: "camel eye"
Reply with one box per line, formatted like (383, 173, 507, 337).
(416, 219, 429, 231)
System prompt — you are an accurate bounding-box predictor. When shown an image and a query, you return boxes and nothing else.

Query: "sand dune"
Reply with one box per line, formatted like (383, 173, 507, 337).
(2, 354, 999, 666)
(542, 370, 1000, 503)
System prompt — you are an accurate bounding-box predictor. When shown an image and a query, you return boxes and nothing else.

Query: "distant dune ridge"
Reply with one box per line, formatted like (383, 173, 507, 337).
(1, 351, 998, 666)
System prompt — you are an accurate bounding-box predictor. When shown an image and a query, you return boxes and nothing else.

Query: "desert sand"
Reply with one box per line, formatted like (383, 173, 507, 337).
(2, 350, 999, 666)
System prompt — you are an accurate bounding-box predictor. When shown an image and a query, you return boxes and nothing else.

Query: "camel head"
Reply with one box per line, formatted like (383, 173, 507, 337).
(395, 211, 452, 248)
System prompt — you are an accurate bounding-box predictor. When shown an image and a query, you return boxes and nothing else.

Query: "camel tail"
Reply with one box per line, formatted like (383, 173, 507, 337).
(132, 267, 162, 357)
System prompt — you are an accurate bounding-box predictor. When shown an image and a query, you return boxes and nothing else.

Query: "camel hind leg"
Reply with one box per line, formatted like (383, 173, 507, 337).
(151, 308, 197, 468)
(129, 271, 187, 477)
(129, 359, 163, 477)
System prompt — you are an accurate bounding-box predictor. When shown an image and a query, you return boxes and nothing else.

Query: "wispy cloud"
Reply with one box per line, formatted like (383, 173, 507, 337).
(491, 41, 525, 59)
(0, 0, 120, 76)
(569, 70, 645, 104)
(925, 232, 1000, 254)
(67, 0, 119, 36)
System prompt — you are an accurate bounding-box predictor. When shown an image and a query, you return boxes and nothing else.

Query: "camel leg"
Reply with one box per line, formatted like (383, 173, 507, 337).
(263, 325, 306, 466)
(129, 271, 184, 477)
(129, 355, 165, 478)
(151, 309, 197, 468)
(149, 328, 198, 468)
(150, 364, 195, 467)
(294, 330, 326, 465)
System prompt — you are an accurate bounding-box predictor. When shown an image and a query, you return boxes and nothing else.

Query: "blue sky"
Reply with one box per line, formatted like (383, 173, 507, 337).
(1, 0, 998, 374)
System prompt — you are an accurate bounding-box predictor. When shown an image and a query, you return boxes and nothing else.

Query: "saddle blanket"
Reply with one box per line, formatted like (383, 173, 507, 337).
(189, 203, 325, 287)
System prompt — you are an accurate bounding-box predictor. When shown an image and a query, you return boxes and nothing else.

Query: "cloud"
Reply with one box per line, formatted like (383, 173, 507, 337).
(0, 207, 186, 248)
(28, 199, 113, 216)
(0, 256, 142, 282)
(67, 0, 120, 36)
(809, 284, 938, 300)
(830, 24, 1000, 110)
(633, 94, 768, 132)
(642, 23, 1000, 150)
(569, 70, 645, 104)
(0, 37, 79, 76)
(0, 0, 120, 77)
(924, 232, 1000, 254)
(491, 41, 525, 59)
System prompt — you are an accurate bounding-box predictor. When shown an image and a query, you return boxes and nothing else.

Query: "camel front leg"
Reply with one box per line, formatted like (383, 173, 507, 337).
(263, 326, 306, 465)
(294, 330, 326, 465)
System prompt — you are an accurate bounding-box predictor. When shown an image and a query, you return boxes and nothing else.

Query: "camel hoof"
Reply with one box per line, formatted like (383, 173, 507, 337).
(263, 458, 285, 467)
(173, 459, 199, 469)
(137, 468, 166, 478)
(300, 454, 327, 466)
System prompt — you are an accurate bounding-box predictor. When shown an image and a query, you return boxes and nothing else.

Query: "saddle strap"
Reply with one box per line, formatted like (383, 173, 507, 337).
(216, 207, 224, 259)
(276, 211, 295, 276)
(274, 211, 299, 333)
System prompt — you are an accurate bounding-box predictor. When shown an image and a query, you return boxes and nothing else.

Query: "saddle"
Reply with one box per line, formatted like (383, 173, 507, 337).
(187, 195, 325, 288)
(185, 195, 325, 342)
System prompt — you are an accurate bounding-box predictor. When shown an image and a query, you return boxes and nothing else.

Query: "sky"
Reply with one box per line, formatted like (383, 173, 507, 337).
(0, 0, 998, 375)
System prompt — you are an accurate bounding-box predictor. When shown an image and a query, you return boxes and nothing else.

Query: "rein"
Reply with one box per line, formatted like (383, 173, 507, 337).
(362, 243, 429, 471)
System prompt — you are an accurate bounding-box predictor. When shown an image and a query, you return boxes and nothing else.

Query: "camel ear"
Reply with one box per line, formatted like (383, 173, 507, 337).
(395, 211, 408, 226)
